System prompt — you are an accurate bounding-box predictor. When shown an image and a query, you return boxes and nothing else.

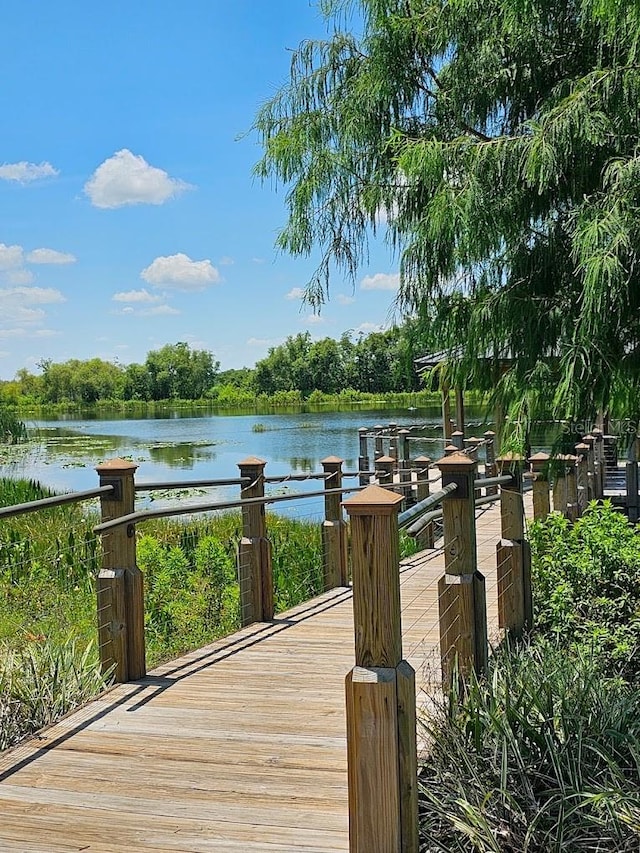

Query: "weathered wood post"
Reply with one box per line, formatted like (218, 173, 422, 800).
(465, 436, 483, 496)
(552, 456, 569, 516)
(413, 455, 434, 548)
(374, 426, 384, 461)
(343, 485, 419, 853)
(358, 427, 370, 487)
(376, 455, 395, 488)
(389, 423, 399, 468)
(322, 456, 349, 588)
(398, 429, 412, 506)
(496, 454, 532, 633)
(96, 458, 145, 683)
(483, 430, 498, 496)
(451, 430, 464, 451)
(626, 436, 639, 523)
(565, 455, 579, 522)
(442, 383, 452, 442)
(529, 452, 551, 520)
(455, 386, 465, 436)
(436, 452, 488, 682)
(575, 443, 589, 516)
(237, 457, 273, 626)
(592, 428, 606, 497)
(582, 434, 596, 501)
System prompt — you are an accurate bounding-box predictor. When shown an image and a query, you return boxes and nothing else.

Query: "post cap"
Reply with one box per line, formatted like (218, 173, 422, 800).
(376, 455, 395, 463)
(95, 457, 138, 474)
(444, 444, 459, 455)
(321, 455, 344, 466)
(483, 430, 496, 438)
(451, 430, 464, 437)
(237, 456, 266, 468)
(574, 442, 589, 452)
(413, 455, 431, 463)
(435, 451, 476, 470)
(465, 436, 483, 445)
(343, 484, 404, 515)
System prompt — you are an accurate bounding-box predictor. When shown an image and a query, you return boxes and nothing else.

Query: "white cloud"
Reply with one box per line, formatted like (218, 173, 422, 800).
(247, 337, 276, 346)
(140, 253, 220, 291)
(0, 161, 58, 183)
(0, 244, 24, 270)
(360, 272, 400, 291)
(146, 304, 180, 316)
(84, 149, 192, 209)
(356, 322, 384, 333)
(0, 286, 65, 339)
(112, 288, 160, 304)
(5, 268, 34, 285)
(337, 293, 356, 305)
(7, 286, 65, 305)
(305, 313, 325, 326)
(26, 248, 76, 265)
(286, 287, 305, 300)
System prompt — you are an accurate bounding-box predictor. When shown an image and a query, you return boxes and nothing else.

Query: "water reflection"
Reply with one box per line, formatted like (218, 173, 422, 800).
(147, 442, 219, 469)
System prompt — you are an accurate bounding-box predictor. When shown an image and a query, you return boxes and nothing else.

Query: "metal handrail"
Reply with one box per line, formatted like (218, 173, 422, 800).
(93, 484, 364, 534)
(473, 474, 513, 489)
(398, 482, 458, 530)
(135, 477, 249, 492)
(0, 485, 115, 520)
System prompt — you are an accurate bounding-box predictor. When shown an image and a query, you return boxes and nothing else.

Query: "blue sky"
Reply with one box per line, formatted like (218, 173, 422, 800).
(0, 1, 400, 380)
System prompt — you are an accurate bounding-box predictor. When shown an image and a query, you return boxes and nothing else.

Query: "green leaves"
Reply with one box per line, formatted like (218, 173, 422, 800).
(256, 0, 640, 422)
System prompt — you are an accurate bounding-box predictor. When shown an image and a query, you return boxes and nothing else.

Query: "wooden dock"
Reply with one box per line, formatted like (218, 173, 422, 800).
(0, 502, 506, 853)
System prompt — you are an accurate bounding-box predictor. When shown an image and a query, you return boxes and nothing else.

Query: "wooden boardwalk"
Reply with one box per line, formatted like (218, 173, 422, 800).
(0, 502, 505, 853)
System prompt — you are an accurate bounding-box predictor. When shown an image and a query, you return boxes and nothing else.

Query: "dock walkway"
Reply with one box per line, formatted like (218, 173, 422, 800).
(0, 502, 504, 853)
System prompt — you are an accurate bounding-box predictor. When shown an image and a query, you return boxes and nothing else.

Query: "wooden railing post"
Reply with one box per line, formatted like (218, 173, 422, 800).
(374, 426, 384, 461)
(564, 454, 579, 521)
(436, 452, 487, 682)
(483, 431, 498, 496)
(389, 422, 399, 466)
(574, 444, 589, 516)
(442, 383, 452, 442)
(413, 455, 434, 548)
(358, 427, 370, 487)
(626, 436, 639, 523)
(592, 428, 606, 497)
(343, 485, 418, 853)
(398, 429, 412, 506)
(376, 455, 395, 488)
(529, 452, 550, 520)
(496, 454, 532, 634)
(95, 458, 145, 683)
(582, 435, 596, 501)
(552, 456, 569, 516)
(237, 457, 273, 626)
(451, 430, 464, 451)
(322, 456, 348, 588)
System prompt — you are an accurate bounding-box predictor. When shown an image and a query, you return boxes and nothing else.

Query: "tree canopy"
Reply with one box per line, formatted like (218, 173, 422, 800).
(255, 0, 640, 426)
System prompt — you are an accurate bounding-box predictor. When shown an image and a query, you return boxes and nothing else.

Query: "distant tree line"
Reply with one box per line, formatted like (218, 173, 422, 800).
(1, 322, 433, 405)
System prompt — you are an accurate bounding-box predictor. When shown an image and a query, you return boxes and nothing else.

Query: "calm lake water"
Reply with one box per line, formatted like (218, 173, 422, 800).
(1, 405, 495, 518)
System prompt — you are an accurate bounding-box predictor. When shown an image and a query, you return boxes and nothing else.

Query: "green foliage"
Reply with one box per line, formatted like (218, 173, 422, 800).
(138, 531, 240, 663)
(0, 637, 108, 752)
(255, 0, 640, 422)
(0, 406, 26, 443)
(420, 641, 640, 851)
(529, 502, 640, 681)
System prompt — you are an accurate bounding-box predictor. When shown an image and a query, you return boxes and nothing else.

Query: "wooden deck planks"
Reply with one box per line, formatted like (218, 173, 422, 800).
(0, 497, 514, 853)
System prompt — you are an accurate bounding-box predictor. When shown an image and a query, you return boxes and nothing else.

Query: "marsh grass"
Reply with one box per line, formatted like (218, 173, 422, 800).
(419, 641, 640, 852)
(0, 478, 340, 748)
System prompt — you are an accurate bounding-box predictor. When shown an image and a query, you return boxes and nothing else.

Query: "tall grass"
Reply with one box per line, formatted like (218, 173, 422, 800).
(0, 477, 341, 749)
(419, 641, 640, 851)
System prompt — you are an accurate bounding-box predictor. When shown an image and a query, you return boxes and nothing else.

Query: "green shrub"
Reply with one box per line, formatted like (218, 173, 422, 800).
(419, 640, 640, 851)
(0, 637, 108, 751)
(529, 502, 640, 682)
